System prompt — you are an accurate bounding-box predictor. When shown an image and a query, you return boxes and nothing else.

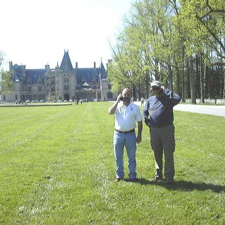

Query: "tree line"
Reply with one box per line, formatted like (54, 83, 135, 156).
(108, 0, 225, 103)
(0, 52, 13, 96)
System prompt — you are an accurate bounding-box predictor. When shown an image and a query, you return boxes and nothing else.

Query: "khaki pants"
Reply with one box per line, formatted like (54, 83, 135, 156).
(150, 124, 175, 182)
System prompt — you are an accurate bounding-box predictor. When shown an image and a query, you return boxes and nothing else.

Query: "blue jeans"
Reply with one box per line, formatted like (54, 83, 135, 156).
(113, 131, 137, 179)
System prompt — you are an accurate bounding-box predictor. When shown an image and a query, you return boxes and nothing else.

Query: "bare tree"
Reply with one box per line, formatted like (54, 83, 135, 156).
(0, 52, 4, 66)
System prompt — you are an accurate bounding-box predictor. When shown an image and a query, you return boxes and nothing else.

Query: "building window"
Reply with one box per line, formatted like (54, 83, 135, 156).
(28, 87, 31, 91)
(64, 85, 69, 91)
(39, 87, 42, 91)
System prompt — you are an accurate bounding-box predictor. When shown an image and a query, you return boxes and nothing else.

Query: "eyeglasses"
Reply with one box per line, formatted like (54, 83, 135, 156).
(152, 87, 160, 91)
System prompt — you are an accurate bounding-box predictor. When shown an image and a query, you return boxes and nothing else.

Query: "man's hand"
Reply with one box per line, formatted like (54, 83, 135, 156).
(108, 94, 122, 114)
(136, 136, 142, 143)
(147, 121, 151, 128)
(116, 93, 122, 102)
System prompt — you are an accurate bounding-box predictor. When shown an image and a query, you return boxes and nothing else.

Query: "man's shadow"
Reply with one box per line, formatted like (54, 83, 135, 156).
(125, 178, 225, 193)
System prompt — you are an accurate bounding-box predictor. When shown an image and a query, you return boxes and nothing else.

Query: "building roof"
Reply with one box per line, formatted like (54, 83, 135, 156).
(76, 68, 100, 83)
(12, 65, 24, 81)
(60, 51, 73, 71)
(24, 69, 46, 84)
(10, 51, 108, 85)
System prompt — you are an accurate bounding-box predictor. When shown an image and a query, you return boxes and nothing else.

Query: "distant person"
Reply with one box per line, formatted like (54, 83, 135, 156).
(108, 88, 142, 182)
(143, 81, 181, 185)
(141, 97, 144, 106)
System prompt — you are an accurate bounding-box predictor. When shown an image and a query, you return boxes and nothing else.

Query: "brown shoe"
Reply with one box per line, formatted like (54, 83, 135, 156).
(114, 178, 122, 182)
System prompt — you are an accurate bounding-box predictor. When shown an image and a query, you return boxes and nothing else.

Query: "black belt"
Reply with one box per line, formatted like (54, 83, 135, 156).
(115, 129, 135, 134)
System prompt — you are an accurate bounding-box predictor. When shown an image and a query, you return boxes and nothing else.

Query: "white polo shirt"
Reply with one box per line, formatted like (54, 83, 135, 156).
(114, 102, 142, 131)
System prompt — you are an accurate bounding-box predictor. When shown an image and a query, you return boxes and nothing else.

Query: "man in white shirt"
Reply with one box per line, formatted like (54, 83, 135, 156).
(108, 88, 142, 182)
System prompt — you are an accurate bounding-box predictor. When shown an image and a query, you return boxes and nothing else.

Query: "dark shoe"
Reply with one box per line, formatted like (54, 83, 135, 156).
(154, 176, 163, 182)
(114, 178, 122, 182)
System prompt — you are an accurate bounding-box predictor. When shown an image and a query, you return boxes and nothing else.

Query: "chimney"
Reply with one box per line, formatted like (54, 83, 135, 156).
(75, 62, 78, 69)
(9, 61, 13, 71)
(94, 62, 96, 68)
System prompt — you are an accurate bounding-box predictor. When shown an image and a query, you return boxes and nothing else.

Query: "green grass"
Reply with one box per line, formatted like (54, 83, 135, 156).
(0, 102, 225, 224)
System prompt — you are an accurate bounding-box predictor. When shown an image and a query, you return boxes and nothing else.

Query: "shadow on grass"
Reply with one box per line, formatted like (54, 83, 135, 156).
(128, 178, 225, 193)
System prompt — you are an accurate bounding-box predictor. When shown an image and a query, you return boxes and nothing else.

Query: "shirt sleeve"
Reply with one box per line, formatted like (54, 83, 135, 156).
(165, 89, 182, 106)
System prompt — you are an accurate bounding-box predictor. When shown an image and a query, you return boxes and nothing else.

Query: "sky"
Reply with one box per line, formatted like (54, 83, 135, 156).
(0, 0, 134, 70)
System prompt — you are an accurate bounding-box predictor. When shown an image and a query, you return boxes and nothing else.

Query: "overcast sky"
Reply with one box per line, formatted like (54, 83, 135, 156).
(0, 0, 134, 70)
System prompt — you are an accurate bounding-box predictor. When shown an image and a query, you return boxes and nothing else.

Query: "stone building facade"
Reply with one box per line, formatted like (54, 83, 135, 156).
(2, 51, 115, 102)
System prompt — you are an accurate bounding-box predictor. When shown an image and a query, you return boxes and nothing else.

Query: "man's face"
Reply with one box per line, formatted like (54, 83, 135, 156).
(152, 86, 161, 94)
(151, 86, 164, 98)
(122, 89, 132, 102)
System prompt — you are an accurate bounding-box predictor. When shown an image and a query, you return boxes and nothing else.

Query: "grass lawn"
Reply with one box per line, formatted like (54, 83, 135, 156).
(0, 102, 225, 224)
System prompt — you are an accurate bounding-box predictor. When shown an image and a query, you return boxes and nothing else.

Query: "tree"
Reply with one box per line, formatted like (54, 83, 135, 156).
(0, 52, 3, 66)
(178, 0, 225, 102)
(0, 70, 13, 95)
(108, 7, 152, 98)
(108, 0, 225, 103)
(109, 0, 181, 97)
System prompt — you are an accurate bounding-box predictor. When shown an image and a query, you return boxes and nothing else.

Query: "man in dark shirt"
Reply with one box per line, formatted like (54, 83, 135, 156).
(143, 81, 181, 185)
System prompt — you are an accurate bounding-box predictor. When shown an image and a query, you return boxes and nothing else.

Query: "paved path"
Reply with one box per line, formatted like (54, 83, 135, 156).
(134, 101, 225, 117)
(174, 104, 225, 117)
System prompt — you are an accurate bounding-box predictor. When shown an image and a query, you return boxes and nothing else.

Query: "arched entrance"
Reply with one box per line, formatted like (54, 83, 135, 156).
(64, 93, 70, 101)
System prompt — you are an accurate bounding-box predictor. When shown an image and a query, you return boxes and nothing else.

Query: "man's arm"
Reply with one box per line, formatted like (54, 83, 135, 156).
(108, 94, 122, 115)
(171, 92, 182, 106)
(165, 89, 182, 106)
(143, 99, 151, 126)
(136, 121, 143, 143)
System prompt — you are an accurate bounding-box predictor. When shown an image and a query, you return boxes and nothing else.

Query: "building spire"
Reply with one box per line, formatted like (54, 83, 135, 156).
(60, 50, 73, 71)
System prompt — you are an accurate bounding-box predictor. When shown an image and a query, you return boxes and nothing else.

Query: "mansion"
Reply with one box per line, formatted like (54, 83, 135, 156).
(2, 51, 115, 102)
